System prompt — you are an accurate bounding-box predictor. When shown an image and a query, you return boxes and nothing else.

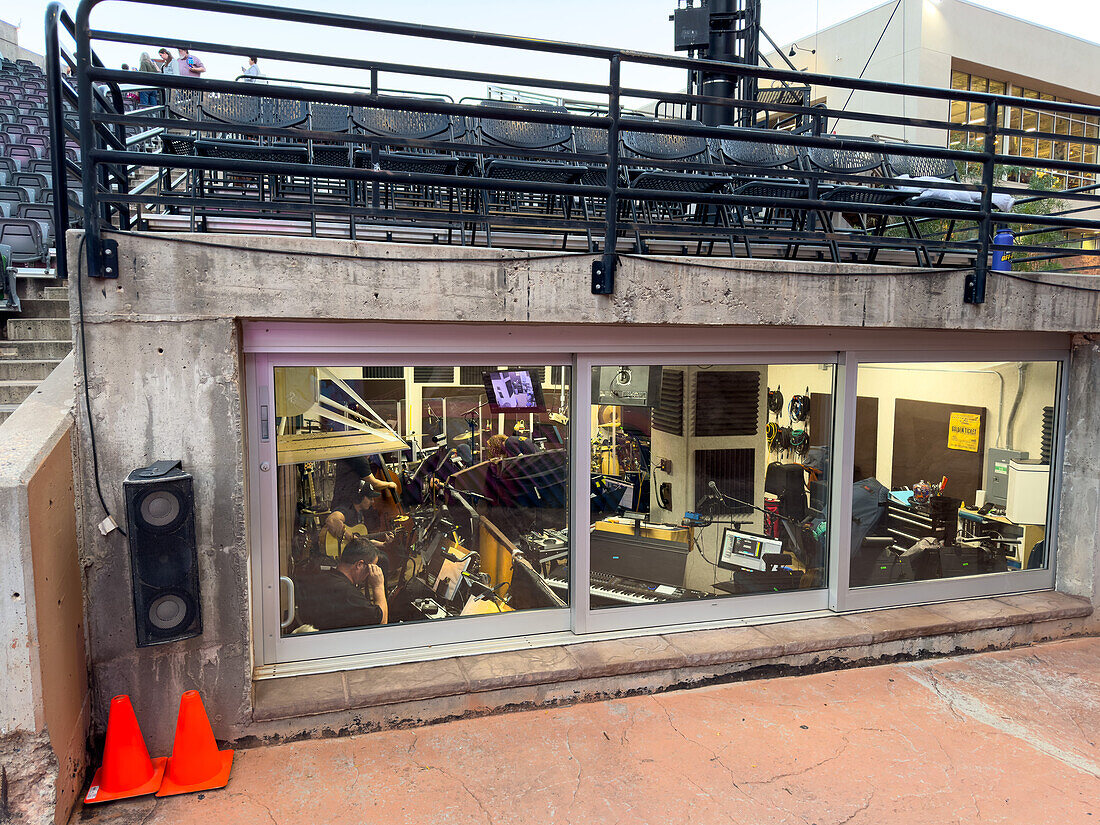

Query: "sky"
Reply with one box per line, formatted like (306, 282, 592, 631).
(2, 0, 1098, 103)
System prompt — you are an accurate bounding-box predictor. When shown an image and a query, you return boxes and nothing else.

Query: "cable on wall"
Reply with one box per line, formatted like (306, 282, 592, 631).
(76, 233, 126, 537)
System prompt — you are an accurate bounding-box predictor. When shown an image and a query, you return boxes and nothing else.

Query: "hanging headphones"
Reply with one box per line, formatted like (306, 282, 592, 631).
(768, 387, 784, 416)
(789, 394, 809, 422)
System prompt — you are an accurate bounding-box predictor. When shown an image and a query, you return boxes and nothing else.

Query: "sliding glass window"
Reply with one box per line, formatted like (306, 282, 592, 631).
(273, 364, 571, 637)
(587, 363, 835, 609)
(849, 361, 1059, 589)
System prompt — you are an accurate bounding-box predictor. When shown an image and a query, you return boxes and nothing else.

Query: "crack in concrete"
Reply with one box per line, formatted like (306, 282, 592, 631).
(834, 789, 874, 825)
(561, 723, 585, 812)
(1015, 663, 1098, 748)
(743, 735, 853, 787)
(135, 798, 160, 825)
(426, 760, 494, 824)
(912, 669, 966, 722)
(650, 696, 744, 796)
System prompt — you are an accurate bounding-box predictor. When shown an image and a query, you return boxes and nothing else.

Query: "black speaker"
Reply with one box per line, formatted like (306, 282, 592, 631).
(124, 460, 202, 647)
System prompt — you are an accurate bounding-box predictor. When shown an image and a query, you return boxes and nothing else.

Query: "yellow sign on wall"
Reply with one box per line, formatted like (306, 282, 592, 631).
(948, 412, 981, 452)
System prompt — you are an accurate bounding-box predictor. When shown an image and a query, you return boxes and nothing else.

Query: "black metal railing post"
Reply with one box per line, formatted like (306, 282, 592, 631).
(44, 3, 71, 279)
(592, 54, 620, 295)
(966, 98, 998, 305)
(75, 2, 105, 278)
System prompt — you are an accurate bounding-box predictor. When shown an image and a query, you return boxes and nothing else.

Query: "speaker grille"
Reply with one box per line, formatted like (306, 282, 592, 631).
(124, 463, 202, 647)
(137, 488, 184, 532)
(1041, 405, 1054, 465)
(413, 366, 455, 383)
(695, 448, 755, 515)
(135, 535, 194, 588)
(693, 370, 760, 437)
(147, 591, 196, 633)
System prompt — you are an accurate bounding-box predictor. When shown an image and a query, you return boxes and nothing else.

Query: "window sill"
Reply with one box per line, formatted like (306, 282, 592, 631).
(252, 591, 1093, 724)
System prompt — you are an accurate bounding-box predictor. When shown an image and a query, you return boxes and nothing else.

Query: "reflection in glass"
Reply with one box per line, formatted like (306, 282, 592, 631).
(274, 365, 571, 636)
(587, 364, 834, 609)
(849, 362, 1058, 589)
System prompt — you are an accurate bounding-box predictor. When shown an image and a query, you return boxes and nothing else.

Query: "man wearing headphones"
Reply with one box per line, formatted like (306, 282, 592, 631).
(296, 536, 388, 630)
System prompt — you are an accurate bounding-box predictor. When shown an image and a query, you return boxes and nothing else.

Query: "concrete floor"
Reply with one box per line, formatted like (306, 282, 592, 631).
(75, 637, 1100, 825)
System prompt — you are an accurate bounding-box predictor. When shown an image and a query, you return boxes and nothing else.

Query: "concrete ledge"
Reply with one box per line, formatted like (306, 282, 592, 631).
(252, 591, 1093, 727)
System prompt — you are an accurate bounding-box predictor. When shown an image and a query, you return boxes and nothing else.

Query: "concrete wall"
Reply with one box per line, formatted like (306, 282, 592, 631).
(68, 230, 1100, 750)
(0, 354, 89, 825)
(0, 19, 47, 70)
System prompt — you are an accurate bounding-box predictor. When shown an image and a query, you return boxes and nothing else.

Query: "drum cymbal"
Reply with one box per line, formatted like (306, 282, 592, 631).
(598, 421, 621, 428)
(453, 431, 473, 441)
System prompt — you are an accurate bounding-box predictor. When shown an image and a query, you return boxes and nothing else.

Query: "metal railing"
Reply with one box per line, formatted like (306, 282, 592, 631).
(56, 0, 1100, 301)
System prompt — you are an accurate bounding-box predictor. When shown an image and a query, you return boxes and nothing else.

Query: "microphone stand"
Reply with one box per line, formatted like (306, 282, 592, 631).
(454, 398, 495, 462)
(705, 482, 805, 550)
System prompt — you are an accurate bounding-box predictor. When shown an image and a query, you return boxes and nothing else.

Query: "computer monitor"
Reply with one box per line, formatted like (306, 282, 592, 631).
(483, 369, 546, 415)
(718, 528, 783, 572)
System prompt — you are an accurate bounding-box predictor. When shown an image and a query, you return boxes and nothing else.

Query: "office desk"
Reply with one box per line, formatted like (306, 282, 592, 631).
(958, 507, 1045, 568)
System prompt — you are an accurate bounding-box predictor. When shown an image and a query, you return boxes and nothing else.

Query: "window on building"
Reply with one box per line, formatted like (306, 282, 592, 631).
(272, 364, 571, 637)
(588, 363, 835, 607)
(948, 69, 1096, 189)
(848, 361, 1059, 589)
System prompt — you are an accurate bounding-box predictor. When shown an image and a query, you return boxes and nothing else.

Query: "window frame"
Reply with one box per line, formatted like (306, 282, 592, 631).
(831, 349, 1066, 613)
(243, 323, 1069, 667)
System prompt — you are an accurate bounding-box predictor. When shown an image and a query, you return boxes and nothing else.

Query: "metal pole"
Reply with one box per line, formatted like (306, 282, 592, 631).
(75, 2, 104, 278)
(44, 3, 70, 279)
(592, 54, 620, 295)
(965, 98, 998, 305)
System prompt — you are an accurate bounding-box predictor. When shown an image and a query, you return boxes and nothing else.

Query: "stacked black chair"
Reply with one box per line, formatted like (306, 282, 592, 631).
(352, 99, 468, 242)
(804, 138, 916, 263)
(619, 118, 736, 254)
(884, 149, 983, 265)
(718, 127, 810, 258)
(474, 102, 588, 248)
(307, 103, 353, 202)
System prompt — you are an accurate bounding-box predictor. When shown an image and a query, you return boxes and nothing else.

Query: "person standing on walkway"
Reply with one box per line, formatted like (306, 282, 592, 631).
(157, 48, 177, 75)
(176, 48, 206, 78)
(242, 55, 261, 81)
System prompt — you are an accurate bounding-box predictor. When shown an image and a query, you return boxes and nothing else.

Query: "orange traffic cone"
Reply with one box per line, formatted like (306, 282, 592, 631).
(156, 690, 234, 797)
(84, 695, 166, 804)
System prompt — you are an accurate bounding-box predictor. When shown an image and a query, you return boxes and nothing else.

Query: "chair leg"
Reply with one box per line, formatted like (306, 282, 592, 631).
(936, 218, 957, 266)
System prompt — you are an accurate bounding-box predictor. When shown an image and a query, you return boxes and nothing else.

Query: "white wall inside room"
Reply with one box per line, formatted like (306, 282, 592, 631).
(855, 361, 1059, 490)
(644, 363, 839, 593)
(766, 363, 836, 448)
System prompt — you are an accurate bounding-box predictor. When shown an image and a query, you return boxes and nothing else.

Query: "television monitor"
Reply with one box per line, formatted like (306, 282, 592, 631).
(483, 369, 546, 414)
(718, 528, 783, 572)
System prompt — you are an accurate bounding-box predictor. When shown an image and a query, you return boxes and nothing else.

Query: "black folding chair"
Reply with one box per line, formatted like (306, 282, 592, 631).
(884, 150, 989, 265)
(620, 119, 735, 254)
(805, 139, 918, 263)
(474, 102, 589, 249)
(351, 99, 468, 243)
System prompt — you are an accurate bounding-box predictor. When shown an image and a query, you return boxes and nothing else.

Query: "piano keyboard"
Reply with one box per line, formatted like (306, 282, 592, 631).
(544, 570, 709, 606)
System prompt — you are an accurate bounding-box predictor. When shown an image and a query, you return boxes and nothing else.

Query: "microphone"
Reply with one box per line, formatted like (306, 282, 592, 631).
(708, 481, 723, 498)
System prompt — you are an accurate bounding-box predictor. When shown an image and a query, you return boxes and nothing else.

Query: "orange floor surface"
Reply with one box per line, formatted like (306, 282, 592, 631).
(74, 637, 1100, 825)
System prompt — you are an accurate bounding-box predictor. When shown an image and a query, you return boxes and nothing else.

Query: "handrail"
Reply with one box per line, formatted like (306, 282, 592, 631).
(46, 1, 132, 278)
(63, 0, 1100, 299)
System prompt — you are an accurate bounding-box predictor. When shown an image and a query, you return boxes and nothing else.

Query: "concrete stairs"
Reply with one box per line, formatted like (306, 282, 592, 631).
(0, 282, 71, 425)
